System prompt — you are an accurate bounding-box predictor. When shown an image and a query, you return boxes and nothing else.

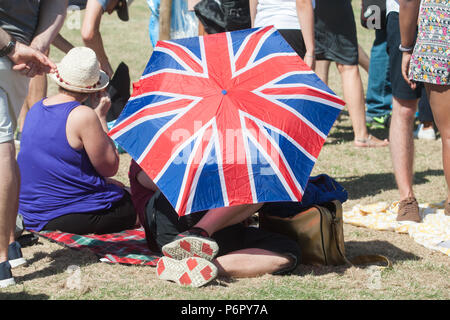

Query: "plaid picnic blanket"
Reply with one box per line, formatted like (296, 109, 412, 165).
(36, 228, 161, 266)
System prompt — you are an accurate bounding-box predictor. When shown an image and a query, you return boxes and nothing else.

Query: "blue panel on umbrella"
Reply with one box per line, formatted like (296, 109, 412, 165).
(246, 136, 293, 203)
(275, 73, 336, 95)
(277, 99, 341, 136)
(116, 95, 175, 122)
(170, 37, 202, 60)
(254, 31, 294, 62)
(191, 144, 225, 213)
(157, 139, 198, 208)
(229, 28, 254, 56)
(262, 126, 314, 194)
(115, 114, 176, 161)
(144, 51, 187, 75)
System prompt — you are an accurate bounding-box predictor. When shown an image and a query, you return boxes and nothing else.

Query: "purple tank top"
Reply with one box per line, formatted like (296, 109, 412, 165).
(18, 99, 124, 231)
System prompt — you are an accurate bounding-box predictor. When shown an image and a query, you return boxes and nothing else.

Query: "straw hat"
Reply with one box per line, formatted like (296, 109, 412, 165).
(50, 47, 109, 93)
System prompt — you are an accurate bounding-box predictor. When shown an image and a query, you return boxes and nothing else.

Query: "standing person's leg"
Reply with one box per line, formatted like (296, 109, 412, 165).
(0, 141, 19, 262)
(366, 28, 392, 126)
(358, 44, 370, 73)
(0, 57, 30, 287)
(16, 48, 49, 142)
(385, 12, 421, 222)
(425, 83, 450, 213)
(314, 60, 331, 85)
(17, 74, 47, 140)
(389, 97, 418, 201)
(415, 88, 436, 140)
(337, 63, 389, 147)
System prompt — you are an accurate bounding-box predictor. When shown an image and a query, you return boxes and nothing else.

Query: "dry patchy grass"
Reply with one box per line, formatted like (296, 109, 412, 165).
(1, 0, 448, 300)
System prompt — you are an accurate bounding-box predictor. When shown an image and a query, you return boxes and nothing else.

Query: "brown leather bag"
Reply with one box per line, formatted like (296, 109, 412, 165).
(259, 200, 391, 267)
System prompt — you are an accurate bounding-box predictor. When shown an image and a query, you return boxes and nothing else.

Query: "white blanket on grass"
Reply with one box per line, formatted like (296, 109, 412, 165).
(343, 201, 450, 257)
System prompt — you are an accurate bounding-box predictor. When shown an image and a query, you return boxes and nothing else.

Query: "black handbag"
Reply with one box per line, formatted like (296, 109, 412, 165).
(194, 0, 227, 34)
(222, 0, 251, 31)
(194, 0, 251, 34)
(360, 0, 387, 30)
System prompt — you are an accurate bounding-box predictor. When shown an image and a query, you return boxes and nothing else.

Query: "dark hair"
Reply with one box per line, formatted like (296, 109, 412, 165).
(58, 86, 90, 101)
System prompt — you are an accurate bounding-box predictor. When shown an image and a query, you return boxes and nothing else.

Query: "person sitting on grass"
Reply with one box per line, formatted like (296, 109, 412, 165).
(129, 160, 302, 288)
(17, 47, 138, 235)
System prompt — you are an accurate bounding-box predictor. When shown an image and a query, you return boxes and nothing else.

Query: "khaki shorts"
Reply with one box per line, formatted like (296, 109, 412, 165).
(0, 57, 30, 143)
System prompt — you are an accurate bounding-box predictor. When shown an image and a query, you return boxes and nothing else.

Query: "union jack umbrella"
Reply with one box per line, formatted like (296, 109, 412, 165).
(109, 26, 345, 216)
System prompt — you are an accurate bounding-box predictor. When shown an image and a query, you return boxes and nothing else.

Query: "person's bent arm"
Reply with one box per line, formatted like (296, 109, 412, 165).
(30, 0, 68, 54)
(70, 105, 120, 177)
(399, 0, 421, 88)
(68, 92, 119, 177)
(52, 33, 74, 54)
(296, 0, 315, 69)
(82, 0, 114, 78)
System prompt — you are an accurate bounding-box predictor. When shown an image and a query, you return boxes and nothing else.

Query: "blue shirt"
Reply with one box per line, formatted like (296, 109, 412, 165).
(18, 99, 124, 231)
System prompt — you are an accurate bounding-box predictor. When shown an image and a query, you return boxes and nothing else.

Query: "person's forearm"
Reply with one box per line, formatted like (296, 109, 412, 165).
(296, 0, 315, 55)
(83, 30, 109, 70)
(31, 0, 68, 53)
(0, 27, 12, 48)
(52, 33, 74, 54)
(249, 0, 258, 28)
(399, 0, 421, 48)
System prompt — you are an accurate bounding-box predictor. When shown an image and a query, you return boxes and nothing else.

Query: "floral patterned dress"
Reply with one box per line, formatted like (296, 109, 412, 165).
(409, 0, 450, 85)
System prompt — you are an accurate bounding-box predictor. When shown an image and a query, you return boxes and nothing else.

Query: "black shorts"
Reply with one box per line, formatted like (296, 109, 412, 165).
(278, 29, 306, 58)
(314, 0, 359, 65)
(386, 12, 422, 100)
(43, 192, 137, 235)
(144, 191, 301, 274)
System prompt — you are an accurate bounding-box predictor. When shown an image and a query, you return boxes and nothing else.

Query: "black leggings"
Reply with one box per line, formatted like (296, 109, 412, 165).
(43, 192, 137, 235)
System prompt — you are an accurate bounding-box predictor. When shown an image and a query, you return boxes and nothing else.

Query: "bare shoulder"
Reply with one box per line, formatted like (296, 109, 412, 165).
(68, 105, 98, 124)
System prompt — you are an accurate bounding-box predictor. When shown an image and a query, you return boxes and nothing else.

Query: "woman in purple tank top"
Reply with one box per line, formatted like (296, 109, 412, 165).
(17, 47, 137, 234)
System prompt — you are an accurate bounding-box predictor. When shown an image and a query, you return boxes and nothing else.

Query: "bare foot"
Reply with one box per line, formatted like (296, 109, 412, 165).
(354, 134, 389, 148)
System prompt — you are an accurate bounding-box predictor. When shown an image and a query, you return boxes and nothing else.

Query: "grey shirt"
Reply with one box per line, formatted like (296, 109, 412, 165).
(0, 0, 40, 45)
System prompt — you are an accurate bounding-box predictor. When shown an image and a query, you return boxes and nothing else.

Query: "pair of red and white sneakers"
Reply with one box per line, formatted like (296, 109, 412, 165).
(156, 228, 219, 287)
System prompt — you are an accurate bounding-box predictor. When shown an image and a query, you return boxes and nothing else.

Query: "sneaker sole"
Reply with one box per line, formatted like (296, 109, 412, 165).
(156, 256, 217, 287)
(9, 257, 26, 269)
(0, 277, 15, 288)
(162, 236, 219, 261)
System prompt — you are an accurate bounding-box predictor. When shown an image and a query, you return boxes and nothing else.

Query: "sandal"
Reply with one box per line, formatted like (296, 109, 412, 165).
(354, 134, 389, 148)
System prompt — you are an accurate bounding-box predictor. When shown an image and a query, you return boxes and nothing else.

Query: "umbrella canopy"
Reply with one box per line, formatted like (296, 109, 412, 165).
(109, 26, 345, 216)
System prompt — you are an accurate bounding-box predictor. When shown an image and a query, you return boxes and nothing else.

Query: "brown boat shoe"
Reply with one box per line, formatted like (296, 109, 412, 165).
(397, 197, 421, 223)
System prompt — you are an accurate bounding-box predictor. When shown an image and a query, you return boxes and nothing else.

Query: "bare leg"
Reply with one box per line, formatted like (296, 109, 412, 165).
(389, 97, 418, 200)
(194, 203, 263, 236)
(0, 141, 20, 263)
(425, 83, 450, 200)
(337, 63, 388, 147)
(358, 44, 370, 73)
(17, 74, 47, 133)
(314, 60, 331, 85)
(214, 248, 293, 278)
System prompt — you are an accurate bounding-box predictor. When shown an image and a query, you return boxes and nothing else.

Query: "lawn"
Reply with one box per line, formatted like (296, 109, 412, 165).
(1, 0, 448, 300)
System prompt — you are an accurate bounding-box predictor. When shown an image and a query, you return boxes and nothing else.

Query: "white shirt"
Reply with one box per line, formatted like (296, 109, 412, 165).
(254, 0, 315, 30)
(386, 0, 400, 15)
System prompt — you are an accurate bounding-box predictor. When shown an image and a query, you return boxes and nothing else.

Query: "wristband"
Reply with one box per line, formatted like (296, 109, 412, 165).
(398, 44, 414, 53)
(0, 39, 16, 57)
